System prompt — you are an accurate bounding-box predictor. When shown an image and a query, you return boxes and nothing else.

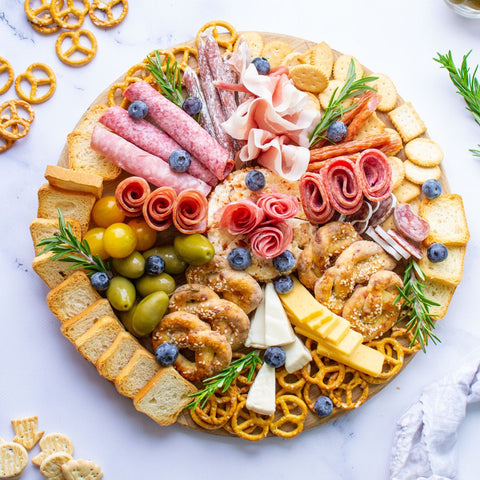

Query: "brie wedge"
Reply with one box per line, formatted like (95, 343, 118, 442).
(284, 336, 312, 373)
(264, 282, 296, 347)
(245, 287, 267, 348)
(246, 362, 276, 416)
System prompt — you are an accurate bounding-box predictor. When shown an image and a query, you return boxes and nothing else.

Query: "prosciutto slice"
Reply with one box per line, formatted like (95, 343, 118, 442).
(115, 176, 151, 217)
(247, 220, 293, 259)
(257, 192, 299, 221)
(142, 187, 177, 231)
(299, 172, 335, 225)
(173, 189, 208, 234)
(218, 200, 265, 235)
(355, 148, 393, 202)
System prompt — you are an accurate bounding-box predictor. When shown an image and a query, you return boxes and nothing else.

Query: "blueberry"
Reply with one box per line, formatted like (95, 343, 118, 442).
(273, 275, 294, 294)
(272, 250, 296, 273)
(90, 271, 110, 292)
(427, 243, 448, 263)
(314, 396, 334, 417)
(326, 121, 348, 143)
(128, 100, 148, 120)
(245, 170, 266, 191)
(182, 96, 202, 116)
(422, 179, 442, 199)
(264, 346, 286, 368)
(252, 57, 270, 75)
(145, 255, 165, 275)
(227, 247, 252, 270)
(169, 150, 191, 172)
(155, 342, 179, 366)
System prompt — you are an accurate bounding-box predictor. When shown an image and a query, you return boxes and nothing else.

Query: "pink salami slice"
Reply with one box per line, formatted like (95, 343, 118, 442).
(219, 200, 265, 235)
(299, 172, 335, 225)
(90, 125, 211, 196)
(355, 148, 392, 202)
(124, 81, 234, 180)
(115, 176, 151, 217)
(257, 192, 299, 221)
(247, 220, 293, 259)
(173, 189, 208, 234)
(142, 187, 177, 231)
(387, 229, 424, 260)
(393, 203, 430, 242)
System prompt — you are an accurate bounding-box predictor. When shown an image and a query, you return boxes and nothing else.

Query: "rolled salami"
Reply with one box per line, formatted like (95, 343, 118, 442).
(247, 220, 293, 259)
(173, 189, 208, 234)
(355, 148, 392, 202)
(299, 172, 335, 225)
(142, 187, 177, 231)
(115, 176, 151, 217)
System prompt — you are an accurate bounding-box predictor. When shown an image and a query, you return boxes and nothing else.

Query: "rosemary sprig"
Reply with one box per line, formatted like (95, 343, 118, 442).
(186, 351, 262, 410)
(145, 51, 184, 108)
(36, 209, 112, 277)
(309, 59, 378, 148)
(394, 260, 440, 353)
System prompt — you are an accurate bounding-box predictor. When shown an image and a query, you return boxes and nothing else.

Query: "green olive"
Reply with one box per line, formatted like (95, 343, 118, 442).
(118, 301, 138, 335)
(135, 273, 176, 297)
(142, 245, 187, 274)
(112, 251, 145, 279)
(131, 291, 169, 337)
(173, 234, 215, 266)
(106, 276, 136, 311)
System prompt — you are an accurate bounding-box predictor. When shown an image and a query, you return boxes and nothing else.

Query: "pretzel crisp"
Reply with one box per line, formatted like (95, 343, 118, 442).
(50, 0, 89, 30)
(89, 0, 128, 27)
(196, 20, 238, 52)
(190, 385, 238, 429)
(270, 394, 308, 439)
(0, 100, 35, 141)
(56, 29, 98, 67)
(15, 63, 56, 104)
(0, 57, 14, 95)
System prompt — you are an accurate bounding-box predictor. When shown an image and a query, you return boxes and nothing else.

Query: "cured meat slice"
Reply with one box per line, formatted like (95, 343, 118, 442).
(115, 176, 151, 217)
(173, 189, 208, 234)
(368, 194, 396, 227)
(365, 226, 402, 261)
(100, 106, 218, 187)
(344, 91, 381, 141)
(142, 187, 177, 231)
(355, 148, 392, 202)
(257, 192, 299, 221)
(320, 157, 363, 215)
(393, 203, 430, 242)
(247, 220, 293, 259)
(218, 200, 265, 235)
(387, 229, 423, 260)
(340, 201, 373, 234)
(299, 172, 335, 225)
(90, 125, 211, 196)
(124, 81, 233, 180)
(373, 226, 411, 260)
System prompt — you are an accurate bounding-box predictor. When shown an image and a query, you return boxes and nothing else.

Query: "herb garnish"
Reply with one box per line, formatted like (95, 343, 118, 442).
(187, 351, 262, 410)
(309, 59, 378, 148)
(37, 209, 112, 277)
(394, 260, 440, 353)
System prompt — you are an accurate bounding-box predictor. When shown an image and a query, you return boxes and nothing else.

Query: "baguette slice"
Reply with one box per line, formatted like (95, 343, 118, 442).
(45, 165, 103, 199)
(422, 279, 456, 319)
(418, 245, 466, 287)
(32, 252, 82, 289)
(61, 299, 116, 343)
(134, 368, 197, 426)
(75, 316, 124, 365)
(30, 217, 82, 256)
(72, 104, 108, 136)
(96, 331, 141, 381)
(114, 349, 159, 399)
(46, 271, 100, 323)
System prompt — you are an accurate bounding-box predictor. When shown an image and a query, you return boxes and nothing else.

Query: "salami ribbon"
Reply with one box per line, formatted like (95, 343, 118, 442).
(299, 172, 335, 225)
(218, 200, 265, 235)
(115, 176, 151, 217)
(355, 148, 392, 202)
(257, 192, 299, 221)
(247, 220, 293, 259)
(173, 189, 208, 234)
(142, 187, 177, 231)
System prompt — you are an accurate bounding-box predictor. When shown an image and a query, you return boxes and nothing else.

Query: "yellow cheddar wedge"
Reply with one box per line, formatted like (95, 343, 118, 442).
(295, 326, 363, 356)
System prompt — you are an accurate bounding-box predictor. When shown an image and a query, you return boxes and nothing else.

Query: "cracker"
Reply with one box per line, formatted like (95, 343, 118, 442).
(281, 51, 309, 68)
(353, 112, 385, 139)
(388, 156, 405, 190)
(62, 459, 103, 480)
(261, 40, 293, 67)
(11, 415, 44, 450)
(235, 32, 264, 58)
(371, 73, 397, 112)
(318, 79, 354, 110)
(290, 64, 329, 93)
(305, 92, 321, 111)
(388, 102, 426, 143)
(333, 54, 364, 81)
(393, 179, 421, 203)
(310, 42, 333, 78)
(404, 138, 444, 167)
(0, 442, 28, 479)
(32, 433, 74, 467)
(404, 160, 441, 185)
(40, 452, 73, 478)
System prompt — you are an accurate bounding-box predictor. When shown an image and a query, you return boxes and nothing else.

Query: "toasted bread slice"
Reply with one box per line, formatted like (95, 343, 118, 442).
(422, 279, 457, 320)
(30, 217, 82, 256)
(46, 272, 100, 323)
(419, 245, 466, 287)
(45, 165, 103, 199)
(134, 368, 197, 426)
(32, 252, 82, 289)
(61, 299, 116, 343)
(96, 331, 141, 381)
(75, 316, 124, 365)
(72, 104, 108, 136)
(114, 349, 159, 399)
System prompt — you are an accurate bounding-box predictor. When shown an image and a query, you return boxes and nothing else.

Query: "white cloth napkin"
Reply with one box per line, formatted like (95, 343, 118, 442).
(390, 351, 480, 480)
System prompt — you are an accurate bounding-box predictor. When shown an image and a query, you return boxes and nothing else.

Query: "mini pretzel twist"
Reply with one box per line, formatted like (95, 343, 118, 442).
(15, 63, 56, 104)
(196, 20, 238, 52)
(361, 337, 404, 384)
(231, 399, 273, 441)
(231, 352, 261, 394)
(390, 327, 422, 355)
(125, 63, 156, 86)
(0, 57, 14, 95)
(50, 0, 89, 30)
(88, 0, 128, 27)
(170, 45, 198, 72)
(56, 29, 98, 67)
(275, 368, 305, 394)
(329, 367, 369, 410)
(0, 136, 15, 154)
(0, 100, 35, 141)
(24, 0, 54, 27)
(269, 394, 308, 439)
(108, 80, 137, 108)
(30, 20, 61, 34)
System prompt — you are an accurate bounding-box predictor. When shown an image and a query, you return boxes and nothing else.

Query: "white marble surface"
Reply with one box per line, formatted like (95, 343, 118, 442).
(1, 1, 479, 478)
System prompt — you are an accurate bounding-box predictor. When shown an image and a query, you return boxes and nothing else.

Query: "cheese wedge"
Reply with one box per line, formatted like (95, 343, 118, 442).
(284, 336, 312, 373)
(264, 282, 296, 347)
(295, 326, 363, 356)
(245, 288, 267, 348)
(246, 363, 276, 415)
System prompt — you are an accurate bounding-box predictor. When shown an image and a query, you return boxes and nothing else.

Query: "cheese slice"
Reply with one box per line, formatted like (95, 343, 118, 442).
(295, 326, 363, 356)
(284, 336, 312, 373)
(245, 288, 267, 348)
(264, 282, 296, 347)
(246, 363, 276, 415)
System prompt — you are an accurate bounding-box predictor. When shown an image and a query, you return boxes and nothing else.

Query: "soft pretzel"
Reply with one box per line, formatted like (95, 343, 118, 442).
(314, 240, 397, 314)
(152, 311, 232, 382)
(168, 284, 250, 350)
(185, 255, 262, 314)
(342, 270, 404, 341)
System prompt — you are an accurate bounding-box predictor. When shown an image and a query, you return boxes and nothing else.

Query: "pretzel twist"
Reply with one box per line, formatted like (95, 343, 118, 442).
(0, 57, 14, 95)
(88, 0, 128, 27)
(196, 20, 238, 52)
(275, 368, 305, 394)
(390, 327, 422, 355)
(231, 399, 273, 441)
(329, 367, 369, 410)
(50, 0, 89, 30)
(0, 100, 35, 141)
(24, 0, 54, 26)
(56, 29, 97, 67)
(270, 394, 308, 439)
(15, 63, 56, 104)
(361, 337, 404, 384)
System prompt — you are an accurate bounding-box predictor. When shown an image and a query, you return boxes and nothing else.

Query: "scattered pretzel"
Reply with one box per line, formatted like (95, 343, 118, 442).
(0, 57, 14, 95)
(15, 63, 56, 104)
(29, 19, 61, 34)
(56, 29, 98, 67)
(270, 394, 308, 439)
(50, 0, 89, 30)
(0, 136, 15, 154)
(24, 0, 55, 27)
(0, 100, 35, 141)
(88, 0, 128, 27)
(196, 20, 238, 52)
(231, 398, 273, 441)
(361, 337, 404, 384)
(190, 385, 238, 429)
(329, 367, 369, 409)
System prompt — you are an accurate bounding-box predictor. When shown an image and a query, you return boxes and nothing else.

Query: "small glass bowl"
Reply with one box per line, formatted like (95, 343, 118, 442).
(444, 0, 480, 18)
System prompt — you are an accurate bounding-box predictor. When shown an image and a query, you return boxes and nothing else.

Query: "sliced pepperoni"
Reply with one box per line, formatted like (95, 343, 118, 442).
(299, 172, 335, 225)
(355, 148, 392, 202)
(173, 189, 208, 234)
(393, 203, 430, 242)
(247, 220, 293, 259)
(142, 187, 177, 231)
(387, 229, 424, 260)
(218, 200, 265, 235)
(115, 176, 151, 217)
(257, 192, 299, 221)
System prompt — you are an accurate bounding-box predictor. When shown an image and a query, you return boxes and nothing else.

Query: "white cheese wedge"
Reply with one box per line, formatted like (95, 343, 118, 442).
(246, 362, 276, 416)
(264, 282, 296, 347)
(284, 336, 312, 373)
(245, 287, 267, 348)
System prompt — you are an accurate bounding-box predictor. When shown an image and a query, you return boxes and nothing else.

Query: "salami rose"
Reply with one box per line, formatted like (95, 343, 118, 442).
(247, 220, 293, 259)
(299, 172, 335, 225)
(115, 176, 151, 217)
(355, 148, 392, 202)
(173, 189, 208, 234)
(257, 192, 299, 221)
(218, 200, 265, 235)
(142, 187, 177, 231)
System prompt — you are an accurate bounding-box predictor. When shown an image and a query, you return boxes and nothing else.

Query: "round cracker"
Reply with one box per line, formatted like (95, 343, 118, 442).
(281, 51, 309, 68)
(318, 79, 354, 110)
(0, 442, 28, 478)
(305, 92, 321, 111)
(261, 40, 293, 67)
(333, 54, 364, 81)
(404, 160, 441, 185)
(290, 64, 329, 93)
(404, 138, 444, 167)
(40, 452, 73, 478)
(234, 31, 264, 58)
(371, 73, 398, 112)
(310, 41, 333, 78)
(388, 156, 405, 190)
